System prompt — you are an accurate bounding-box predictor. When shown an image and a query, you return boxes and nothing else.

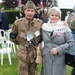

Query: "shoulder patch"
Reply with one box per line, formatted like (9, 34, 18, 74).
(34, 18, 43, 23)
(14, 18, 24, 23)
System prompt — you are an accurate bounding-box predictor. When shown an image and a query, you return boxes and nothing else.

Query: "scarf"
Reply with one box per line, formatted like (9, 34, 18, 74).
(42, 20, 71, 33)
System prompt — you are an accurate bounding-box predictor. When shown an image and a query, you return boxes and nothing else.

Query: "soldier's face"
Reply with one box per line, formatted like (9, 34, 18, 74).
(24, 8, 36, 20)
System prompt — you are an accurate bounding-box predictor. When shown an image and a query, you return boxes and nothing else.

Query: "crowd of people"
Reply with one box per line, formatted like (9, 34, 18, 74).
(0, 0, 75, 75)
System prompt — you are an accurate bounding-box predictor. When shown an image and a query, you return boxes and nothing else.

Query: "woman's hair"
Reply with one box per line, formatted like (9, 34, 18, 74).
(49, 9, 61, 18)
(48, 7, 61, 19)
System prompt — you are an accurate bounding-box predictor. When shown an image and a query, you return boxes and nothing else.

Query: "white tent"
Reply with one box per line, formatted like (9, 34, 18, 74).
(0, 0, 4, 3)
(57, 0, 75, 9)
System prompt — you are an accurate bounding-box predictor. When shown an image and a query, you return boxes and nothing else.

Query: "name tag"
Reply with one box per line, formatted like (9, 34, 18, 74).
(34, 30, 40, 37)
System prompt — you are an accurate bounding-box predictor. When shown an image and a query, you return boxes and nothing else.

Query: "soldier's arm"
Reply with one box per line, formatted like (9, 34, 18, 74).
(10, 21, 19, 45)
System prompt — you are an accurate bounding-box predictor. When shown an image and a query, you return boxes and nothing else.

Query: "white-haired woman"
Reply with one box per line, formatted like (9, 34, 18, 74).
(41, 7, 74, 75)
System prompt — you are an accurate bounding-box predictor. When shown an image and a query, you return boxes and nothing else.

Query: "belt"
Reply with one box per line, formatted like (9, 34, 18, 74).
(19, 45, 30, 51)
(19, 45, 36, 51)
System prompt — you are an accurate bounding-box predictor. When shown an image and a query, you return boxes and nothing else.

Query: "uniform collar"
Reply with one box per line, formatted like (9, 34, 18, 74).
(25, 17, 35, 25)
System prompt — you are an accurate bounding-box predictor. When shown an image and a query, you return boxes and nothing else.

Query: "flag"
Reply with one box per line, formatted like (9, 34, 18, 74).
(40, 0, 43, 8)
(18, 0, 22, 7)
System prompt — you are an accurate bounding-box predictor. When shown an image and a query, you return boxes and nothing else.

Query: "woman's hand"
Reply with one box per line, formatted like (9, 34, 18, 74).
(62, 21, 68, 26)
(50, 48, 58, 55)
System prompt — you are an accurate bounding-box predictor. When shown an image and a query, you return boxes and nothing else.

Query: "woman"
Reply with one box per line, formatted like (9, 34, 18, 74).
(41, 7, 74, 75)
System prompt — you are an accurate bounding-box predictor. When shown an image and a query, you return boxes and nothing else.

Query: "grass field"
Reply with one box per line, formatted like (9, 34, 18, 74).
(0, 53, 73, 75)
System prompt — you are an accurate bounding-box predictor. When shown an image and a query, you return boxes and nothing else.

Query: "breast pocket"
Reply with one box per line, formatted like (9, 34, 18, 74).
(17, 31, 26, 45)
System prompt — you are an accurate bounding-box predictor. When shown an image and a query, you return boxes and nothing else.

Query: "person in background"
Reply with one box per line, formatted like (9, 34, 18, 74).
(0, 10, 2, 29)
(34, 7, 41, 18)
(41, 6, 74, 75)
(67, 6, 75, 75)
(40, 9, 49, 23)
(15, 16, 18, 20)
(18, 12, 23, 19)
(10, 0, 43, 75)
(44, 8, 49, 23)
(65, 11, 70, 22)
(1, 7, 9, 30)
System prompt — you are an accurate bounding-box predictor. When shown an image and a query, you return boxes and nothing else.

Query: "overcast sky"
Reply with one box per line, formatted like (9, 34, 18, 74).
(57, 0, 75, 9)
(0, 0, 4, 3)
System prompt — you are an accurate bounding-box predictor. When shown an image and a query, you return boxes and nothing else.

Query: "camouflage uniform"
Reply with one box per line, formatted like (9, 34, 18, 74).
(67, 6, 75, 75)
(10, 1, 43, 75)
(10, 17, 43, 75)
(67, 12, 75, 30)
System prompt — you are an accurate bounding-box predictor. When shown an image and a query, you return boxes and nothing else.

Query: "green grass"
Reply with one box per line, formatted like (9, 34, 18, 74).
(0, 54, 73, 75)
(66, 66, 73, 75)
(0, 54, 18, 75)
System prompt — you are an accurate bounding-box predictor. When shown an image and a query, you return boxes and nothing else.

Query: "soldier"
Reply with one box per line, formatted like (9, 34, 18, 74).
(67, 6, 75, 75)
(10, 0, 43, 75)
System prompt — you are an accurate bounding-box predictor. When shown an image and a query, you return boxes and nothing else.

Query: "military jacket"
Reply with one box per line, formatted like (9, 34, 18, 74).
(67, 12, 75, 30)
(10, 17, 43, 47)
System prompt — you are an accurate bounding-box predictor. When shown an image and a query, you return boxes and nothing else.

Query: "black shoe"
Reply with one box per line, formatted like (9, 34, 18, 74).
(71, 68, 75, 75)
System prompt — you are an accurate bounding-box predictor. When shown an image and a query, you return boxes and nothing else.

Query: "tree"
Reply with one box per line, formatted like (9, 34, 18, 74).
(22, 0, 40, 6)
(52, 0, 58, 7)
(2, 0, 58, 9)
(2, 0, 18, 9)
(2, 0, 39, 9)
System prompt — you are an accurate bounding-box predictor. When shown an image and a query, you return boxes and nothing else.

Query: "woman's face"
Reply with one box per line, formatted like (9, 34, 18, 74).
(24, 8, 36, 20)
(50, 12, 60, 23)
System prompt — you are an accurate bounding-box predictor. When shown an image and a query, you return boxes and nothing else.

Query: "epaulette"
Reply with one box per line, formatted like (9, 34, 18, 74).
(14, 18, 24, 23)
(34, 18, 43, 22)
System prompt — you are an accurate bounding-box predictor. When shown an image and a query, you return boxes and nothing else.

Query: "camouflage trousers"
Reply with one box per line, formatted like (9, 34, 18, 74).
(16, 47, 37, 75)
(18, 60, 36, 75)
